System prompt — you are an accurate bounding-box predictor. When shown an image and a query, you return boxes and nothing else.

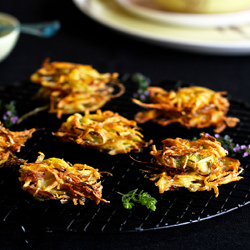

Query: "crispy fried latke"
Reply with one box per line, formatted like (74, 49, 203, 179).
(132, 86, 239, 133)
(30, 59, 125, 118)
(19, 152, 109, 205)
(143, 133, 243, 197)
(54, 110, 152, 155)
(0, 122, 35, 167)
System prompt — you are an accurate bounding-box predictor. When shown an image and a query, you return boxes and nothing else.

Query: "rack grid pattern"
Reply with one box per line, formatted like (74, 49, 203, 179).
(0, 79, 249, 241)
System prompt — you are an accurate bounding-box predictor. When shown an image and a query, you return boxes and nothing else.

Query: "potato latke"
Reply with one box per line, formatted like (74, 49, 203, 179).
(19, 152, 108, 205)
(0, 122, 35, 167)
(143, 133, 243, 197)
(133, 86, 239, 133)
(30, 59, 125, 118)
(54, 110, 151, 155)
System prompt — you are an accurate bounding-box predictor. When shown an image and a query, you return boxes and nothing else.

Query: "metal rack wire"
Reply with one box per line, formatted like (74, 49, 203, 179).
(0, 78, 249, 242)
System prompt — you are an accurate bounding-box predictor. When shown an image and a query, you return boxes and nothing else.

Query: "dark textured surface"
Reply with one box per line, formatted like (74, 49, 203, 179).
(1, 0, 250, 249)
(0, 80, 249, 239)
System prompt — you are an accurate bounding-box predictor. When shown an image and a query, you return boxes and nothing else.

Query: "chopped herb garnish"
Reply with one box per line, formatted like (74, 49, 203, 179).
(0, 100, 18, 128)
(131, 73, 150, 102)
(117, 188, 157, 211)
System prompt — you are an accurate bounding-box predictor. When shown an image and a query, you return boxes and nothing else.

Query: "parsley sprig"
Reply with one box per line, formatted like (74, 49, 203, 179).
(117, 189, 157, 211)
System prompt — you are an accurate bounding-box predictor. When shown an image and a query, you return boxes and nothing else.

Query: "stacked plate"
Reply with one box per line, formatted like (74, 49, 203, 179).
(73, 0, 250, 55)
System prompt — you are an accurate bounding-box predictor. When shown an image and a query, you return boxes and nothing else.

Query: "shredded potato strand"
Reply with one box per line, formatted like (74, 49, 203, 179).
(145, 133, 243, 197)
(54, 110, 152, 155)
(19, 152, 109, 205)
(30, 59, 125, 118)
(133, 86, 239, 133)
(0, 122, 35, 167)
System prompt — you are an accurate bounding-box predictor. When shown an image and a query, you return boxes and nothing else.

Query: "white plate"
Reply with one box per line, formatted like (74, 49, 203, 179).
(116, 0, 250, 28)
(73, 0, 250, 55)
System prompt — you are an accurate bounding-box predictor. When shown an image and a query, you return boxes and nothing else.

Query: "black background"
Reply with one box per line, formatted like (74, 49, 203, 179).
(1, 0, 250, 249)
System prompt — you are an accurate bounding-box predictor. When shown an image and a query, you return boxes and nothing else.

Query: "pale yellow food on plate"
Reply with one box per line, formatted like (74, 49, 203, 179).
(143, 133, 243, 197)
(54, 110, 152, 155)
(133, 86, 239, 133)
(0, 122, 35, 167)
(154, 0, 250, 13)
(30, 59, 125, 118)
(19, 152, 108, 205)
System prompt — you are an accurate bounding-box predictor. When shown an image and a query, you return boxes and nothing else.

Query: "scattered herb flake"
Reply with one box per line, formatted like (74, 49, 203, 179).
(131, 73, 150, 102)
(0, 100, 18, 128)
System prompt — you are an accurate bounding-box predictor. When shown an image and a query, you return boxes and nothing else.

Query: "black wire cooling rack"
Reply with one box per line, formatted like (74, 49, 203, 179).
(0, 77, 250, 243)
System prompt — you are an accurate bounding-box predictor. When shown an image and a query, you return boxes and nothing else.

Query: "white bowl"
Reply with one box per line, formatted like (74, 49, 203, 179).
(0, 12, 20, 62)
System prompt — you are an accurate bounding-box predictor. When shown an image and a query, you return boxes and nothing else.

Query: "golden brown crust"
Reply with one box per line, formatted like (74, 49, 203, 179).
(143, 133, 243, 197)
(19, 152, 108, 205)
(30, 59, 125, 118)
(132, 86, 239, 133)
(0, 122, 35, 167)
(54, 110, 152, 155)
